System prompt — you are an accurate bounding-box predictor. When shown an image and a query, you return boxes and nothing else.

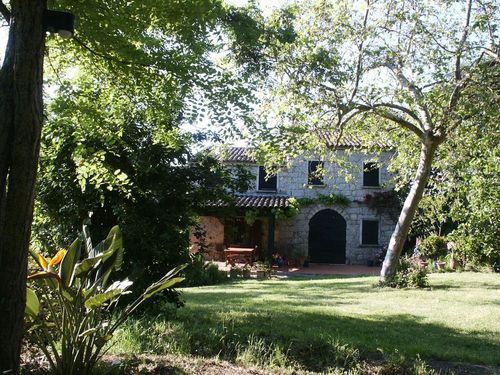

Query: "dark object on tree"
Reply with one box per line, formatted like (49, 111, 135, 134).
(43, 10, 74, 38)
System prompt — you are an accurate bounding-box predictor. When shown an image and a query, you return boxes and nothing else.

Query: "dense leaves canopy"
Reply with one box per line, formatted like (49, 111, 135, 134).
(34, 0, 254, 282)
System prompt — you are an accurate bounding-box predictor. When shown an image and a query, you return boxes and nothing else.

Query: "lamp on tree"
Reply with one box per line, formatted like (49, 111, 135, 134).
(43, 10, 75, 39)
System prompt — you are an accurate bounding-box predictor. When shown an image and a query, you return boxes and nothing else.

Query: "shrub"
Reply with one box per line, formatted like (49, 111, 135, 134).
(317, 193, 351, 207)
(184, 254, 227, 286)
(383, 256, 428, 288)
(24, 226, 185, 375)
(418, 235, 448, 261)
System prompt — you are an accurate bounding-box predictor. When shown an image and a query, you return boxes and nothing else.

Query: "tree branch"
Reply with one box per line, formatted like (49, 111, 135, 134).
(444, 52, 486, 134)
(353, 104, 424, 139)
(349, 0, 371, 104)
(455, 0, 473, 81)
(385, 63, 434, 130)
(375, 102, 424, 129)
(0, 1, 10, 24)
(483, 48, 500, 62)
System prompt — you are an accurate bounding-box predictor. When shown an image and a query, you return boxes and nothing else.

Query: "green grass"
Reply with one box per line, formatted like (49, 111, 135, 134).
(111, 272, 500, 372)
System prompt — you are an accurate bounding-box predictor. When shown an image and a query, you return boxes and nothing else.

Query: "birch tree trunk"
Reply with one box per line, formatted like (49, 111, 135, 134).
(0, 0, 46, 373)
(380, 136, 440, 282)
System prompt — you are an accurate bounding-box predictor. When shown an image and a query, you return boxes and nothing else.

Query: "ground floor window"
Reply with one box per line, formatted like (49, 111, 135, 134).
(361, 220, 379, 245)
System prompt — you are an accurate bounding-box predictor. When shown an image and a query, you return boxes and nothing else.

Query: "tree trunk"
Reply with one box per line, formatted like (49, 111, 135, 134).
(380, 136, 440, 282)
(0, 0, 46, 373)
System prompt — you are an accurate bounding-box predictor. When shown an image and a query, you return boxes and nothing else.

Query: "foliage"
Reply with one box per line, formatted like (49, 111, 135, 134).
(254, 261, 272, 275)
(418, 235, 448, 261)
(229, 266, 243, 279)
(235, 334, 297, 370)
(24, 226, 185, 375)
(272, 197, 300, 221)
(184, 254, 227, 287)
(364, 191, 401, 220)
(317, 193, 350, 207)
(244, 209, 260, 225)
(382, 257, 429, 288)
(32, 0, 257, 292)
(403, 62, 500, 266)
(34, 77, 252, 288)
(272, 194, 350, 222)
(295, 197, 317, 206)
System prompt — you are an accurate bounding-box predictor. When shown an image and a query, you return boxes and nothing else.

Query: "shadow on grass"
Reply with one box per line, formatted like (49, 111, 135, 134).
(167, 277, 500, 371)
(171, 308, 499, 372)
(120, 275, 499, 372)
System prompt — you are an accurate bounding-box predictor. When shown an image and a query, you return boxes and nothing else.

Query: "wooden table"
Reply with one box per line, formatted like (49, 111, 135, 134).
(224, 247, 255, 266)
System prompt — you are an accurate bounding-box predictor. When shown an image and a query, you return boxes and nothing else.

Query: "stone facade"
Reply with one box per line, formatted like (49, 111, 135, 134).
(277, 202, 395, 264)
(195, 149, 397, 265)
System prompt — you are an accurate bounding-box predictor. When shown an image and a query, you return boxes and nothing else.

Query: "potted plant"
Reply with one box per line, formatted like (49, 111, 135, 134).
(418, 259, 429, 269)
(435, 259, 446, 270)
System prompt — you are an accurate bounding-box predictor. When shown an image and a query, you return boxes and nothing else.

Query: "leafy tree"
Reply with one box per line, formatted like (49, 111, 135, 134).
(408, 62, 500, 265)
(0, 0, 254, 371)
(34, 70, 252, 287)
(238, 0, 498, 281)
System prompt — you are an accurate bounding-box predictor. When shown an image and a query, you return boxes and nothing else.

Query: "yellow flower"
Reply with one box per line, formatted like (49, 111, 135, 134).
(37, 249, 66, 271)
(49, 249, 66, 268)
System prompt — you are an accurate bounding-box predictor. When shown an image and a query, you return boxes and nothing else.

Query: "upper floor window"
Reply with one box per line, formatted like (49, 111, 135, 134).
(308, 161, 324, 186)
(258, 166, 277, 191)
(363, 162, 380, 187)
(361, 220, 379, 245)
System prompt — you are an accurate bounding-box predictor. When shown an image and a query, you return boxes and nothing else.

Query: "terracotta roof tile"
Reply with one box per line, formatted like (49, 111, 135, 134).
(213, 194, 290, 208)
(235, 194, 290, 208)
(224, 133, 391, 164)
(225, 147, 255, 163)
(317, 131, 392, 149)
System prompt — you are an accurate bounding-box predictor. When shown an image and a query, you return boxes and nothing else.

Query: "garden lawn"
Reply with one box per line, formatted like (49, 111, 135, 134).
(112, 272, 500, 372)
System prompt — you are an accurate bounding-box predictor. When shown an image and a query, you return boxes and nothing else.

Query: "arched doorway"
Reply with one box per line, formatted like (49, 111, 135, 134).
(308, 209, 346, 263)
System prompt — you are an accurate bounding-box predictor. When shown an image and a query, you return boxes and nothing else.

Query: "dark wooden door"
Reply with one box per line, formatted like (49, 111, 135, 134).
(308, 209, 346, 263)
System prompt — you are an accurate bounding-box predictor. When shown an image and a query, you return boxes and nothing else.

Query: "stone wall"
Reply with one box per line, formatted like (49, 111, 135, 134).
(238, 150, 397, 264)
(189, 216, 225, 260)
(189, 150, 399, 264)
(275, 150, 394, 202)
(277, 203, 394, 264)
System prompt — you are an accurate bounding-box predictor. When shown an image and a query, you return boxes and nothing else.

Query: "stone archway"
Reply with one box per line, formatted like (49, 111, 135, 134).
(308, 209, 346, 264)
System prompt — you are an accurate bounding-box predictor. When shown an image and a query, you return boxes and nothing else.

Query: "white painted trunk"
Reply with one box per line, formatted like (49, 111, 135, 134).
(380, 138, 439, 282)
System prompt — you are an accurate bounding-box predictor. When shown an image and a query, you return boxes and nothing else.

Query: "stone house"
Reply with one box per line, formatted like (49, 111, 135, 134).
(193, 136, 398, 265)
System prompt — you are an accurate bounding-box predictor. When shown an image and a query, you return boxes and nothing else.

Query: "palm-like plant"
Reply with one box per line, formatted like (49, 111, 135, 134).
(25, 225, 185, 375)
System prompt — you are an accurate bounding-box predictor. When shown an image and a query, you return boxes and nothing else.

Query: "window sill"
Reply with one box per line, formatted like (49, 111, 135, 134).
(307, 184, 326, 188)
(359, 244, 379, 247)
(257, 189, 277, 193)
(362, 185, 381, 189)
